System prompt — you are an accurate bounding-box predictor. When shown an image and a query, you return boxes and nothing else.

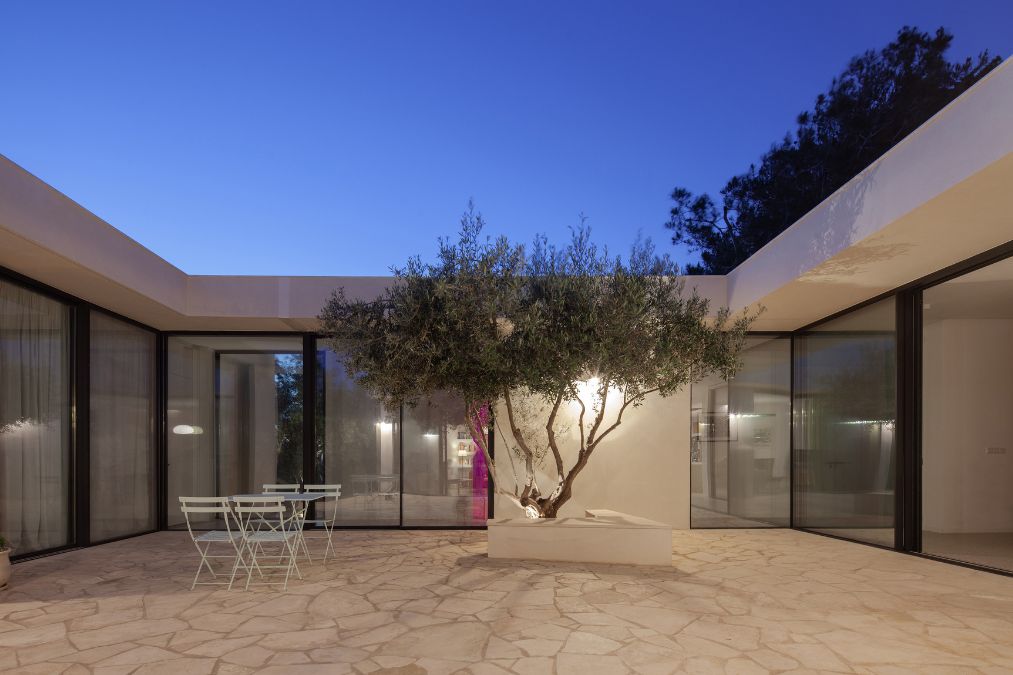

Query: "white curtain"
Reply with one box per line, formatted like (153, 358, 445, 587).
(90, 312, 156, 541)
(0, 280, 71, 554)
(166, 340, 215, 527)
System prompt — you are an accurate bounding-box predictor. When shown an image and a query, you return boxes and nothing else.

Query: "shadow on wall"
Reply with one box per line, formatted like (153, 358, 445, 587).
(784, 163, 912, 283)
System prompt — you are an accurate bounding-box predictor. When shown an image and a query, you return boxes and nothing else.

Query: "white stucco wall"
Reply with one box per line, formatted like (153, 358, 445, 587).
(493, 388, 690, 529)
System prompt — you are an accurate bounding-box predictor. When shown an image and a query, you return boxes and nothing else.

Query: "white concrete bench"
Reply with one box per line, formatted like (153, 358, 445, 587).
(487, 509, 672, 566)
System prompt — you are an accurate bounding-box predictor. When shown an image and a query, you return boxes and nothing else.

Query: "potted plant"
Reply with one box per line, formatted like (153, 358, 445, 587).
(0, 535, 11, 590)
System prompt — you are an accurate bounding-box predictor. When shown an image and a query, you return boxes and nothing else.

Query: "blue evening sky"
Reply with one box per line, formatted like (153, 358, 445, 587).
(1, 1, 1010, 275)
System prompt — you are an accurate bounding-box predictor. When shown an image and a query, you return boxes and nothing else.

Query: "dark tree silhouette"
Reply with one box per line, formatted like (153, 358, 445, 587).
(667, 26, 1002, 274)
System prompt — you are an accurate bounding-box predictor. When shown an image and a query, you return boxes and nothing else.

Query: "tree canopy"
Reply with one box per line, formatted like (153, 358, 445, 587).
(320, 206, 753, 517)
(667, 26, 1002, 274)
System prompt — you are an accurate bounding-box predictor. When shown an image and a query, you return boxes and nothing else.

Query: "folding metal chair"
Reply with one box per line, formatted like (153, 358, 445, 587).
(261, 484, 315, 564)
(262, 483, 300, 493)
(258, 483, 298, 535)
(302, 484, 342, 561)
(178, 496, 243, 591)
(230, 496, 302, 591)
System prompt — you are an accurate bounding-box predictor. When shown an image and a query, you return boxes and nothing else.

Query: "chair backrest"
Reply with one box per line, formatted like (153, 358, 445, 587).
(232, 496, 289, 535)
(378, 475, 399, 494)
(178, 496, 235, 539)
(304, 483, 341, 497)
(263, 484, 300, 493)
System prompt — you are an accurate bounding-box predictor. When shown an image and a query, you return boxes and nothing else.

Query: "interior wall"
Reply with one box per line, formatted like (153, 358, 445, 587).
(923, 318, 1013, 534)
(494, 388, 689, 528)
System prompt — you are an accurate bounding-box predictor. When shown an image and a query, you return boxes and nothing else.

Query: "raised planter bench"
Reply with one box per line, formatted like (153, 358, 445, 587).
(487, 509, 672, 566)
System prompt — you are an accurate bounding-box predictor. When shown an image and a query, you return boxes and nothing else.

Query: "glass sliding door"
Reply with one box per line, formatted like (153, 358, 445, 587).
(402, 394, 488, 526)
(0, 279, 72, 554)
(90, 312, 157, 541)
(167, 335, 303, 527)
(317, 347, 400, 526)
(921, 255, 1013, 572)
(691, 336, 790, 527)
(793, 298, 896, 546)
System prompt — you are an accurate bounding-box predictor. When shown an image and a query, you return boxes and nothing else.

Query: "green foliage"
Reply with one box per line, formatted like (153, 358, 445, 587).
(320, 205, 754, 516)
(667, 26, 1001, 274)
(0, 534, 9, 552)
(274, 354, 304, 484)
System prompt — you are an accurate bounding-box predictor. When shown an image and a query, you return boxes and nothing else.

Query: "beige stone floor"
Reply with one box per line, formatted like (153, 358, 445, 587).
(2, 529, 1013, 674)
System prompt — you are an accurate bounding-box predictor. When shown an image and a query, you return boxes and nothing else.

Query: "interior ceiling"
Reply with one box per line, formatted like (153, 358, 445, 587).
(924, 279, 1013, 322)
(171, 335, 305, 351)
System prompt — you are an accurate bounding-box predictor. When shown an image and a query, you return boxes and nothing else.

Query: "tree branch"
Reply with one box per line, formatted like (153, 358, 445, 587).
(584, 377, 611, 447)
(502, 389, 539, 503)
(464, 400, 536, 515)
(590, 387, 659, 451)
(544, 389, 566, 490)
(464, 401, 496, 480)
(575, 392, 586, 454)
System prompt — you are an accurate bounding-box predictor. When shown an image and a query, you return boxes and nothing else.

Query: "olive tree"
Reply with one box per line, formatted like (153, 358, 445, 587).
(319, 207, 753, 518)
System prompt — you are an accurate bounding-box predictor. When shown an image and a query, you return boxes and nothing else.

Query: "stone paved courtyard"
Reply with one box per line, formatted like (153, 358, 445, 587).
(2, 529, 1013, 674)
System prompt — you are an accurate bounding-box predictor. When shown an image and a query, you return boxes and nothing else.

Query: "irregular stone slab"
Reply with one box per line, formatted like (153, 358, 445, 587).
(379, 621, 490, 661)
(68, 619, 186, 650)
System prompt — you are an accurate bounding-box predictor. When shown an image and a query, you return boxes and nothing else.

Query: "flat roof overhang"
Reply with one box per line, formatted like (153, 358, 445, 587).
(1, 59, 1010, 331)
(726, 58, 1013, 330)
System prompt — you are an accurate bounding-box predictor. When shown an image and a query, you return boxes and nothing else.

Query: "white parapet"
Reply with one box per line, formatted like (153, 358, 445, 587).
(487, 509, 672, 566)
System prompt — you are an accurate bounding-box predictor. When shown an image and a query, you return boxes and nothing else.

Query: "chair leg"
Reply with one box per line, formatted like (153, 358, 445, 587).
(228, 540, 254, 591)
(191, 541, 216, 590)
(243, 540, 261, 591)
(300, 533, 313, 564)
(282, 537, 299, 591)
(227, 547, 242, 591)
(322, 523, 335, 561)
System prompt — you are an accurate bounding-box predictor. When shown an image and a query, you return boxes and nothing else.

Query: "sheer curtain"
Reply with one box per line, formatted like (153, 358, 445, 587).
(90, 312, 156, 541)
(166, 339, 216, 527)
(0, 280, 71, 554)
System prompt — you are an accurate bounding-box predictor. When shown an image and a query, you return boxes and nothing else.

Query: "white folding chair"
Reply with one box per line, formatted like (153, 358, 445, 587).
(178, 497, 243, 591)
(230, 496, 302, 591)
(262, 483, 300, 493)
(302, 484, 342, 561)
(261, 484, 315, 564)
(258, 483, 298, 537)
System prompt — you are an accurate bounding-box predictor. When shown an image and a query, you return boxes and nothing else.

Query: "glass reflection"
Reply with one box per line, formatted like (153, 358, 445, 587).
(793, 298, 896, 546)
(317, 348, 400, 526)
(922, 256, 1013, 572)
(403, 394, 488, 526)
(0, 279, 71, 554)
(90, 312, 156, 541)
(692, 336, 790, 527)
(167, 336, 303, 527)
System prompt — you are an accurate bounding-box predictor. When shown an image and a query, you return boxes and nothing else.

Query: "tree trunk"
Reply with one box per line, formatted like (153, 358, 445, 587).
(533, 449, 592, 518)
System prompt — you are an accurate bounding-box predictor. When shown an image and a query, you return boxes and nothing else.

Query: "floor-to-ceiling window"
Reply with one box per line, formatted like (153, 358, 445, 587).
(921, 255, 1013, 572)
(691, 336, 791, 527)
(0, 279, 72, 555)
(402, 394, 488, 526)
(90, 312, 157, 541)
(167, 335, 303, 527)
(317, 347, 400, 526)
(793, 298, 897, 546)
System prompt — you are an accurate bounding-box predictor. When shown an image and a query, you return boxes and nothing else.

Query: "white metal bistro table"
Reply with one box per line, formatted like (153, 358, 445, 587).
(231, 492, 326, 502)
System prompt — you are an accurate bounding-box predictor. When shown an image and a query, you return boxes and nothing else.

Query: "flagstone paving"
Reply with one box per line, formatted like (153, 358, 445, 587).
(2, 528, 1013, 674)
